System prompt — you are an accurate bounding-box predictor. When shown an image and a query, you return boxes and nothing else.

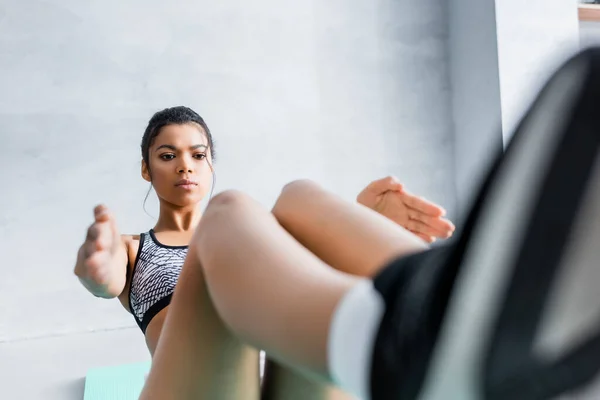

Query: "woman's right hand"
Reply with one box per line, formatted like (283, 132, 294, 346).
(74, 205, 127, 298)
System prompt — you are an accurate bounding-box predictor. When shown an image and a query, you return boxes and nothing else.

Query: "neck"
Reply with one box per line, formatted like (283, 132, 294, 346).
(154, 201, 203, 233)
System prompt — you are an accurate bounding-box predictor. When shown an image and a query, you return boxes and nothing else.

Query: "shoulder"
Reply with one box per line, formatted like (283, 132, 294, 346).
(121, 234, 141, 245)
(120, 234, 142, 264)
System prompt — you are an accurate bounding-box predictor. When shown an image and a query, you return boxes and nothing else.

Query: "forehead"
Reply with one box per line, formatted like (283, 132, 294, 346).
(153, 123, 208, 146)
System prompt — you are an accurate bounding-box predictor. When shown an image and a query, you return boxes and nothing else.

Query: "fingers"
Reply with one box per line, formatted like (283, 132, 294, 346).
(82, 251, 112, 282)
(85, 222, 99, 242)
(407, 209, 455, 237)
(85, 222, 112, 249)
(434, 218, 455, 236)
(401, 193, 456, 239)
(74, 238, 109, 281)
(84, 250, 111, 271)
(96, 204, 120, 237)
(405, 218, 447, 239)
(94, 204, 111, 223)
(83, 236, 97, 258)
(402, 192, 446, 217)
(84, 205, 115, 256)
(366, 176, 404, 194)
(75, 204, 119, 283)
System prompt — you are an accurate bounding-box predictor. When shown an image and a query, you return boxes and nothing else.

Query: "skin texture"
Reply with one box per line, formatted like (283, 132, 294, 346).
(74, 121, 455, 399)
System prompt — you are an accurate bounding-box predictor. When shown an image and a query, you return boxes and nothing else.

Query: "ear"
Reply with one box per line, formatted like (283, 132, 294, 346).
(141, 160, 152, 182)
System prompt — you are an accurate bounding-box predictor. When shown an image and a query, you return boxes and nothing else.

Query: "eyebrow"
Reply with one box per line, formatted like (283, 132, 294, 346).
(155, 144, 208, 152)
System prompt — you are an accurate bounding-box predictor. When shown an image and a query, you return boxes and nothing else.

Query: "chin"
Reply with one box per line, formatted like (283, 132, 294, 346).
(178, 195, 205, 207)
(162, 193, 206, 208)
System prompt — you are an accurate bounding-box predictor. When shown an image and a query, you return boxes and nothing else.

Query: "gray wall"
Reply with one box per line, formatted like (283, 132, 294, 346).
(580, 20, 600, 47)
(448, 0, 503, 217)
(0, 1, 455, 398)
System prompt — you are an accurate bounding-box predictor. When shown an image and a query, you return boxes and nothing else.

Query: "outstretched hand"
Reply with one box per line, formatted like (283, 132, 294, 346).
(74, 204, 122, 284)
(357, 176, 455, 243)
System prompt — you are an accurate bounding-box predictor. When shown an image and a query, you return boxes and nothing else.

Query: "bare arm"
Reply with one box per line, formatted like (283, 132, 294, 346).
(74, 205, 129, 299)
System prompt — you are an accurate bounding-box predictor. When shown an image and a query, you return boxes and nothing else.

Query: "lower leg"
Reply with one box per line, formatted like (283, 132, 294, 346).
(261, 359, 354, 400)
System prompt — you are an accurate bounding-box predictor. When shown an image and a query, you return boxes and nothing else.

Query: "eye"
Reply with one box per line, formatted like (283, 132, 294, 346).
(160, 153, 175, 160)
(194, 153, 207, 160)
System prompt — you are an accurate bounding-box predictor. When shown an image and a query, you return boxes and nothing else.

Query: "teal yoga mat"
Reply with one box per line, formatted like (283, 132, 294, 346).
(84, 362, 151, 400)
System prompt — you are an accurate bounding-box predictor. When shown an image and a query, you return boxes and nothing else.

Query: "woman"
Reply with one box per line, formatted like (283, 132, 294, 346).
(74, 105, 455, 399)
(141, 49, 600, 400)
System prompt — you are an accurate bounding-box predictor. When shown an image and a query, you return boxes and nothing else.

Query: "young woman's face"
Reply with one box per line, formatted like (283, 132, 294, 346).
(142, 123, 213, 208)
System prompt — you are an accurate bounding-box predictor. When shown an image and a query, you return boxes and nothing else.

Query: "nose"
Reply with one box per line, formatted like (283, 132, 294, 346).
(177, 157, 194, 174)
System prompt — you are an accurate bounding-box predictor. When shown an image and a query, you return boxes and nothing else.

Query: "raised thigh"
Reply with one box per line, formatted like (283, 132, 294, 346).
(194, 190, 362, 381)
(139, 244, 261, 400)
(273, 179, 428, 277)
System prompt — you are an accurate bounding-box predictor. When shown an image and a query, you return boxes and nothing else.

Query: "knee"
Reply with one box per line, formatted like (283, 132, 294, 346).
(281, 179, 321, 195)
(193, 190, 252, 257)
(198, 190, 252, 235)
(274, 179, 322, 216)
(207, 189, 250, 209)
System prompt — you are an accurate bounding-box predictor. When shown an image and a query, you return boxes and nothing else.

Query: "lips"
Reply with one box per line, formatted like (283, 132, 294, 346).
(175, 179, 197, 187)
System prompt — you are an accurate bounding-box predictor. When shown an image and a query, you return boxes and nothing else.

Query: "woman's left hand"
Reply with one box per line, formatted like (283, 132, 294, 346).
(357, 176, 456, 243)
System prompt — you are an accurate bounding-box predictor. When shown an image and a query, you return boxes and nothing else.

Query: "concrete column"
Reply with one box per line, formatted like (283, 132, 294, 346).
(449, 0, 580, 218)
(448, 0, 504, 218)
